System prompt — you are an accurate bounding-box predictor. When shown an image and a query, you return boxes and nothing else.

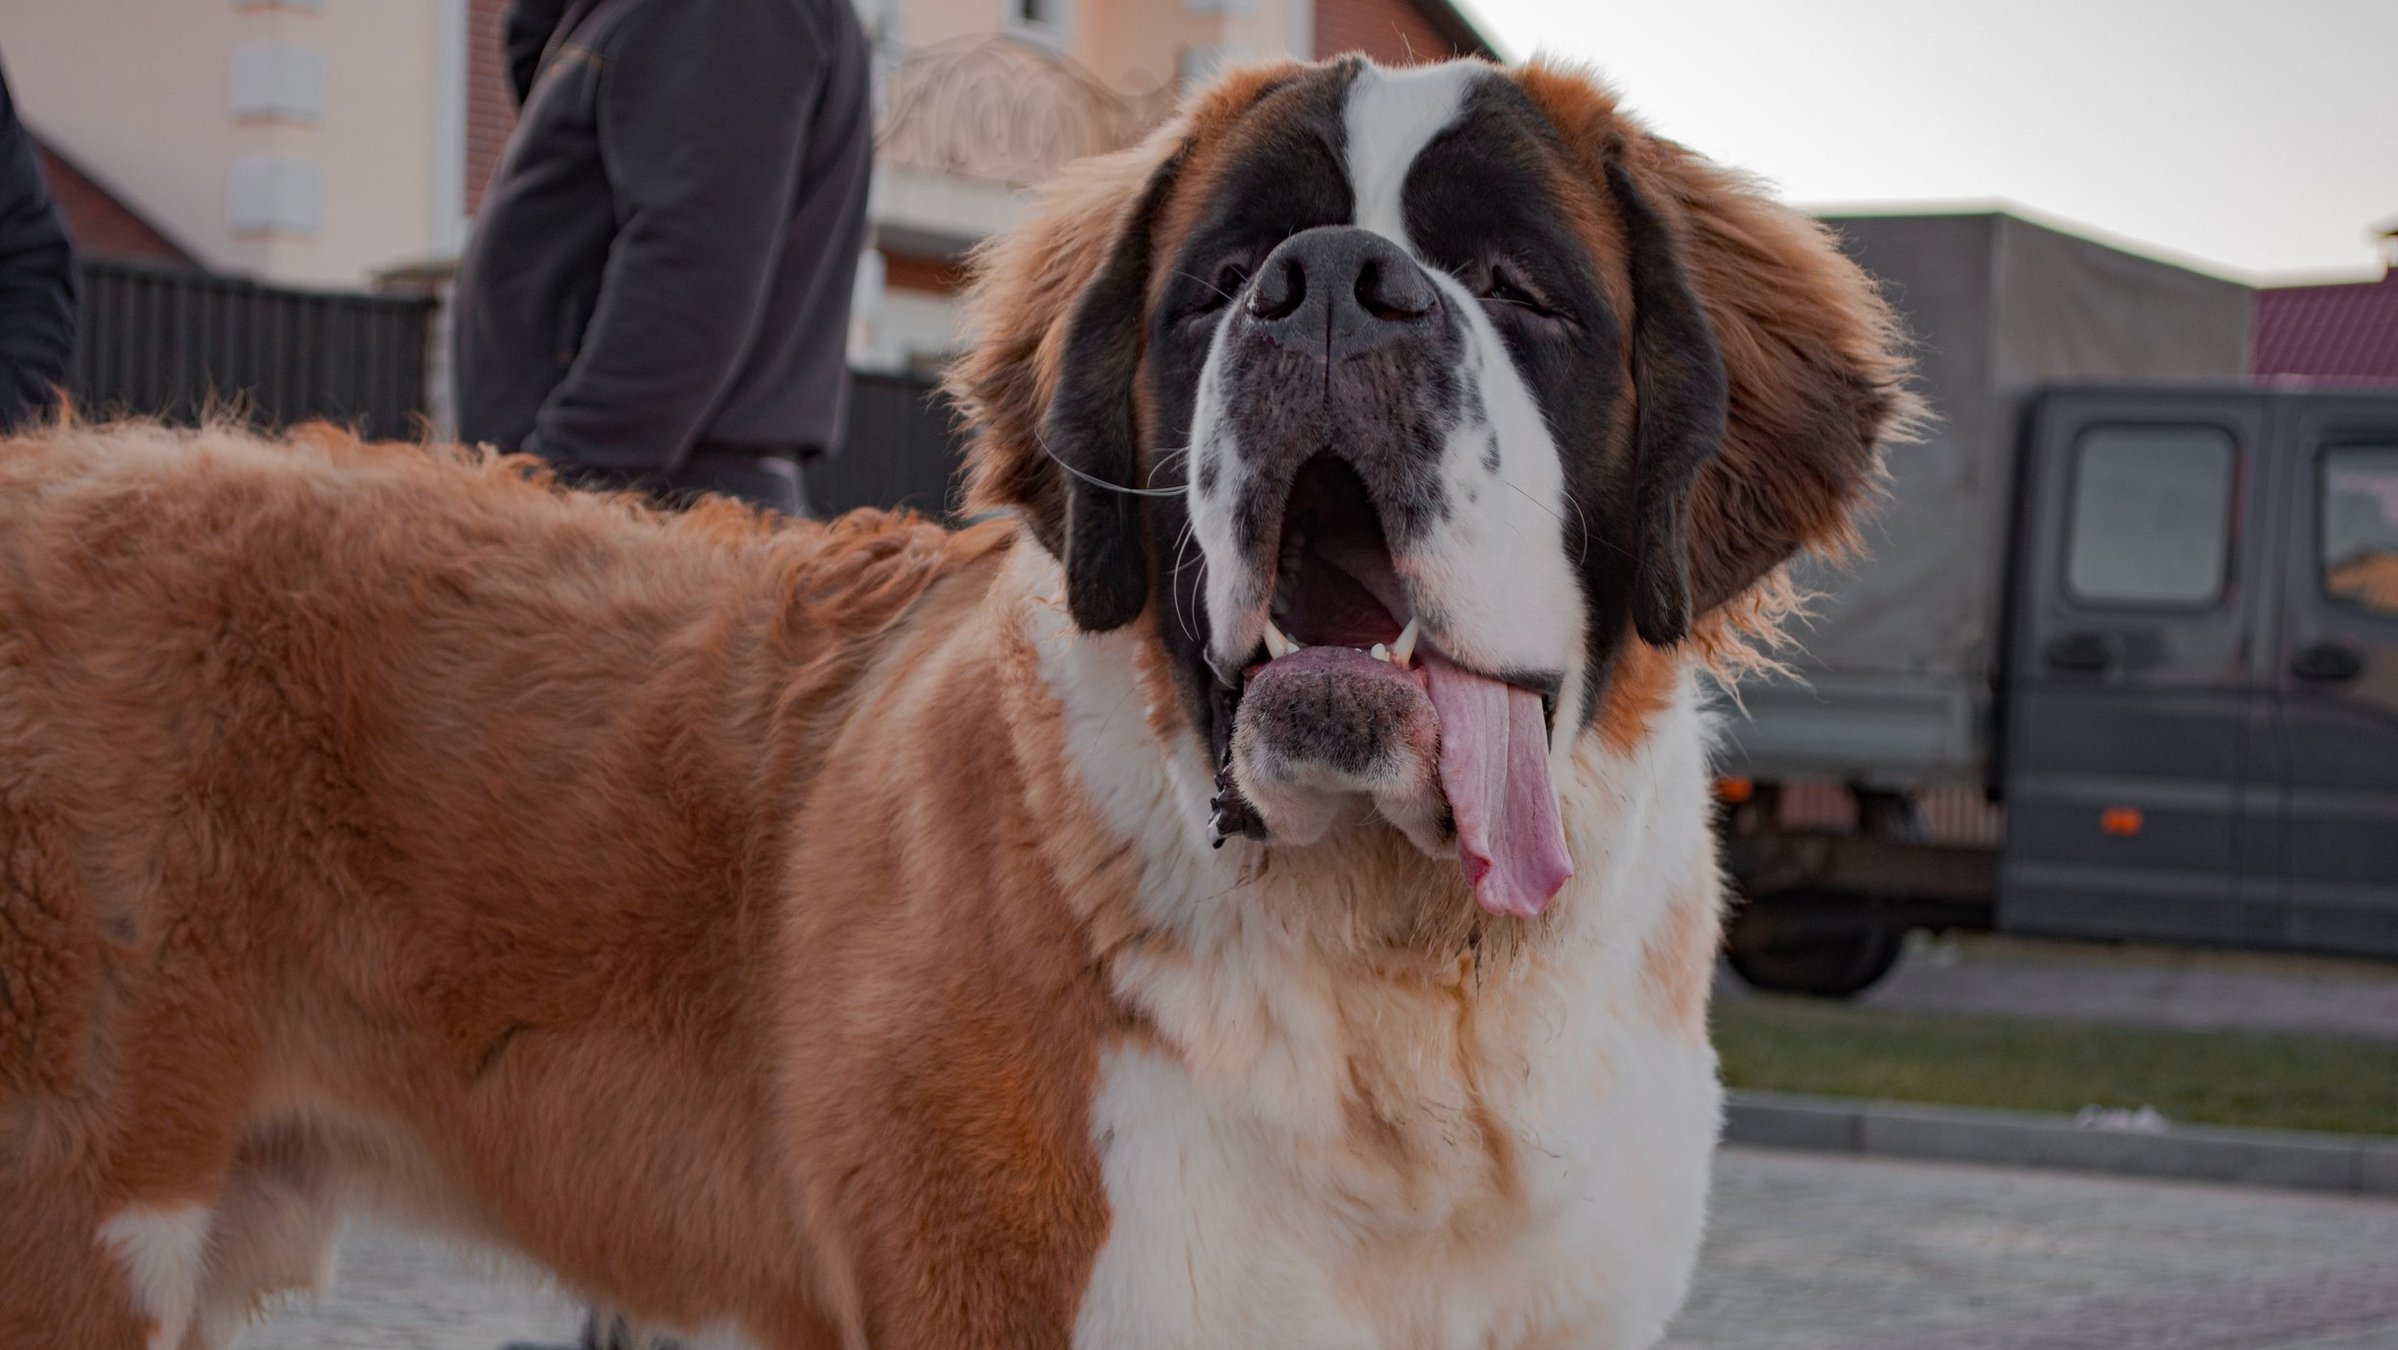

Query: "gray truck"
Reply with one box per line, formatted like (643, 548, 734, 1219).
(1716, 213, 2398, 995)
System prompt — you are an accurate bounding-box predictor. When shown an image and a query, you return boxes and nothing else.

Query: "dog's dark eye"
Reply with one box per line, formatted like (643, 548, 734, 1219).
(1475, 262, 1555, 318)
(1173, 257, 1254, 329)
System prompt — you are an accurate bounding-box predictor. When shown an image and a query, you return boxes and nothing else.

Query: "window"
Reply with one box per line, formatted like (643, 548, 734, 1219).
(2322, 445, 2398, 618)
(2064, 425, 2237, 610)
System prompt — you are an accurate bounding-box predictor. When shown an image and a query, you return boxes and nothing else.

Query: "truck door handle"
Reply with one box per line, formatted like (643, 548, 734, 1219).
(2290, 642, 2364, 683)
(2044, 632, 2113, 672)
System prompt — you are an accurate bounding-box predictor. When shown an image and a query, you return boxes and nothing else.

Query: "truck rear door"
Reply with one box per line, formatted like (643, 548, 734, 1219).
(2267, 394, 2398, 956)
(2000, 389, 2276, 944)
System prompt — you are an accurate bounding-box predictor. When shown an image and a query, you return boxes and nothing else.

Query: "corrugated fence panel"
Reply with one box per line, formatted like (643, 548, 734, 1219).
(814, 370, 969, 519)
(73, 260, 967, 518)
(70, 259, 436, 440)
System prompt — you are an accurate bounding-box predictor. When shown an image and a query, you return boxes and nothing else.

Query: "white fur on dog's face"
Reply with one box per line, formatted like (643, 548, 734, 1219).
(975, 49, 1904, 870)
(1167, 60, 1605, 845)
(928, 46, 1906, 1345)
(1187, 61, 1586, 717)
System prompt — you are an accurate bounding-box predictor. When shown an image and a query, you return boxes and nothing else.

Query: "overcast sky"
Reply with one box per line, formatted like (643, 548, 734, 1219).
(1464, 0, 2398, 284)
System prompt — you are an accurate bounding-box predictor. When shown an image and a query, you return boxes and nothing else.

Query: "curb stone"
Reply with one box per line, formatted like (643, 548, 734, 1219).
(1724, 1090, 2398, 1196)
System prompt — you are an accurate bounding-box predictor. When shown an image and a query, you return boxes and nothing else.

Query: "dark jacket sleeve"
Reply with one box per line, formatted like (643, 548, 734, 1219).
(502, 0, 570, 108)
(0, 61, 76, 433)
(523, 0, 827, 484)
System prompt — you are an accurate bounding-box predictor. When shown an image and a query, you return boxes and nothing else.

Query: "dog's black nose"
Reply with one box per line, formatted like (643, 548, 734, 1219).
(1246, 226, 1441, 360)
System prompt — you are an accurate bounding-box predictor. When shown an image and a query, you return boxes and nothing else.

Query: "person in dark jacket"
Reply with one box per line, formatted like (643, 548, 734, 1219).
(466, 9, 869, 1344)
(0, 54, 76, 433)
(452, 0, 873, 517)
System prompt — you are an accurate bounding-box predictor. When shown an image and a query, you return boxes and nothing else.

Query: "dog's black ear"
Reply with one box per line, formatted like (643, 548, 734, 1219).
(952, 68, 1318, 634)
(947, 131, 1190, 635)
(1039, 153, 1184, 632)
(1608, 159, 1728, 648)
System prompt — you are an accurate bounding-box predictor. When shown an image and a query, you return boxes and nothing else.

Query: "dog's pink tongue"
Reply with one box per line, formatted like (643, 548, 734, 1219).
(1421, 652, 1573, 918)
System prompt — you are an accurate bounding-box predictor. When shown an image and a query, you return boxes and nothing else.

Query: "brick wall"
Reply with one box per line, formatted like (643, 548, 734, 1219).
(464, 0, 514, 217)
(881, 249, 966, 296)
(1314, 0, 1478, 65)
(35, 144, 193, 266)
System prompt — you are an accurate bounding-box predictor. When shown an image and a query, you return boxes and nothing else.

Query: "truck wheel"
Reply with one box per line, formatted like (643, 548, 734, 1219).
(1723, 906, 1904, 999)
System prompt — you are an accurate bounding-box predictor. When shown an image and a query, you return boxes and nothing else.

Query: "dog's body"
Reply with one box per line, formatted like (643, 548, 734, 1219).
(1, 55, 1906, 1350)
(0, 425, 1716, 1349)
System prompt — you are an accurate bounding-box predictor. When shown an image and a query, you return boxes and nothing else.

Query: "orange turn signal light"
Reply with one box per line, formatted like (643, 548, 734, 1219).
(1715, 776, 1756, 804)
(2100, 807, 2144, 837)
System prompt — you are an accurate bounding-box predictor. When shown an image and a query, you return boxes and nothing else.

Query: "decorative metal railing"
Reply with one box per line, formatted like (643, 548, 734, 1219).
(874, 36, 1178, 191)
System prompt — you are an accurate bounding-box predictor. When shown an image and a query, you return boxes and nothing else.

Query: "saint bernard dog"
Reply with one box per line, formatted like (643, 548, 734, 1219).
(0, 55, 1908, 1350)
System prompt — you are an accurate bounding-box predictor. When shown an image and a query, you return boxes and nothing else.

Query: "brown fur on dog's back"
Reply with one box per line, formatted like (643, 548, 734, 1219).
(0, 421, 1117, 1347)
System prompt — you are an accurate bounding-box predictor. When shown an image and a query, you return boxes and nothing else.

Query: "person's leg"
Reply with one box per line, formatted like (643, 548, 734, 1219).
(500, 1309, 685, 1350)
(183, 1137, 342, 1349)
(670, 448, 811, 518)
(541, 452, 794, 1350)
(529, 450, 801, 1350)
(578, 1307, 686, 1350)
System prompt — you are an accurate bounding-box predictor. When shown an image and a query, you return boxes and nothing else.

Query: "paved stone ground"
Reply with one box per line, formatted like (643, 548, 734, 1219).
(239, 1227, 578, 1350)
(1720, 934, 2398, 1043)
(233, 1146, 2398, 1348)
(1663, 1147, 2398, 1350)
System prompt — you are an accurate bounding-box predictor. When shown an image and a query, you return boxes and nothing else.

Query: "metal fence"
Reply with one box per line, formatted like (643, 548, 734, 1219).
(66, 259, 970, 518)
(69, 258, 436, 440)
(813, 370, 969, 519)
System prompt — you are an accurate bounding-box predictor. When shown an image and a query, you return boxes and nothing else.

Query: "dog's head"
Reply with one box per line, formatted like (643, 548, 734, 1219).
(953, 57, 1908, 918)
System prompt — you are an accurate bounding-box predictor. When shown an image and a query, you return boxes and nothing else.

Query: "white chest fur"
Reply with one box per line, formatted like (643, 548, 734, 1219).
(1073, 990, 1720, 1350)
(1026, 580, 1726, 1349)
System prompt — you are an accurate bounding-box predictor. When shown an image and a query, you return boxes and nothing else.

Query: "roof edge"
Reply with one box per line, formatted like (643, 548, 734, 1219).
(29, 132, 205, 268)
(1419, 0, 1501, 59)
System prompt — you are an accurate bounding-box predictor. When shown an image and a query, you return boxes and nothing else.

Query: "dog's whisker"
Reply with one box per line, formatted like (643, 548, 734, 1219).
(1503, 476, 1614, 567)
(1172, 270, 1240, 305)
(1169, 517, 1203, 643)
(1035, 429, 1184, 498)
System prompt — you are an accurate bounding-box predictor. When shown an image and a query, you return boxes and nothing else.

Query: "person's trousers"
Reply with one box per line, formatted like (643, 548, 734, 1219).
(675, 443, 813, 518)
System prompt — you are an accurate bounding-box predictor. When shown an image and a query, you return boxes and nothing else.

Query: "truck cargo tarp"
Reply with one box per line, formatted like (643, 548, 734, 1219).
(1780, 213, 2251, 683)
(1725, 213, 2251, 784)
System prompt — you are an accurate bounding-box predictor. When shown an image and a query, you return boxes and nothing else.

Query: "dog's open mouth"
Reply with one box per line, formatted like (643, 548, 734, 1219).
(1216, 455, 1574, 919)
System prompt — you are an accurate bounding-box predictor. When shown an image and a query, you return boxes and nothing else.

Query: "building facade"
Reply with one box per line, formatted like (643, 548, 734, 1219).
(2251, 227, 2398, 386)
(3, 0, 1491, 368)
(459, 0, 1492, 370)
(1, 0, 469, 287)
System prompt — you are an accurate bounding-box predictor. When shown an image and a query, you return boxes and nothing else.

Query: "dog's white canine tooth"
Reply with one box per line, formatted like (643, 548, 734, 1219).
(1370, 644, 1390, 662)
(1264, 622, 1295, 659)
(1390, 618, 1420, 667)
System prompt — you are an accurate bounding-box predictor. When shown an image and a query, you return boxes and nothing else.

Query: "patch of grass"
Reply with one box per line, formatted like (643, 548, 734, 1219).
(1712, 994, 2398, 1137)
